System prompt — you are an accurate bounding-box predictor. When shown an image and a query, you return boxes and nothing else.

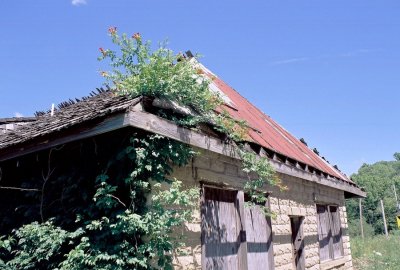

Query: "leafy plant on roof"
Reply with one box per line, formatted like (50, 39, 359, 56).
(99, 27, 219, 117)
(99, 27, 284, 208)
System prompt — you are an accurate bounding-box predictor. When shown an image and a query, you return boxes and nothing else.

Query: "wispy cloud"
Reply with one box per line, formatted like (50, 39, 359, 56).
(270, 48, 380, 66)
(14, 112, 23, 117)
(72, 0, 87, 6)
(338, 48, 380, 57)
(270, 57, 309, 66)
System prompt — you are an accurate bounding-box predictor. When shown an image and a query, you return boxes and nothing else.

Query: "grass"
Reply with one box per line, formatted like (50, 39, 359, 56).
(351, 234, 400, 270)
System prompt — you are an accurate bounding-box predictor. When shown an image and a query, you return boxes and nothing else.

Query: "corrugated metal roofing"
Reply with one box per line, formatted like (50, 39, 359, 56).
(199, 63, 352, 184)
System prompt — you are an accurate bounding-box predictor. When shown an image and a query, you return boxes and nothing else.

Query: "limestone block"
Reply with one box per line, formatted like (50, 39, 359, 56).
(193, 156, 210, 169)
(304, 226, 318, 236)
(173, 244, 201, 270)
(306, 264, 320, 270)
(237, 166, 248, 178)
(290, 206, 306, 216)
(277, 204, 290, 215)
(304, 215, 316, 225)
(274, 254, 293, 267)
(305, 247, 319, 259)
(185, 221, 201, 233)
(273, 243, 292, 256)
(343, 242, 351, 249)
(342, 236, 350, 243)
(275, 214, 290, 225)
(172, 166, 194, 183)
(273, 224, 291, 234)
(270, 204, 281, 213)
(275, 263, 294, 270)
(344, 260, 353, 269)
(305, 257, 319, 268)
(224, 163, 238, 176)
(302, 192, 313, 201)
(269, 196, 279, 205)
(279, 198, 290, 206)
(289, 200, 299, 207)
(209, 159, 225, 173)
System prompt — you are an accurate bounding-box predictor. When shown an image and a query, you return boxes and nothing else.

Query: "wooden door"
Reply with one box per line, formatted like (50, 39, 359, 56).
(290, 216, 305, 270)
(316, 205, 331, 261)
(329, 206, 343, 259)
(245, 204, 274, 270)
(201, 187, 244, 270)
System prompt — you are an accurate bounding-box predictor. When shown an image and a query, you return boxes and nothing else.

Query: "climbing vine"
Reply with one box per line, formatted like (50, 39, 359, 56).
(0, 27, 284, 269)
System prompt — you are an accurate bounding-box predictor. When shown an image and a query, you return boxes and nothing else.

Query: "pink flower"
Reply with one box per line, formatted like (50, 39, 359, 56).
(108, 27, 117, 35)
(99, 47, 106, 56)
(132, 32, 141, 40)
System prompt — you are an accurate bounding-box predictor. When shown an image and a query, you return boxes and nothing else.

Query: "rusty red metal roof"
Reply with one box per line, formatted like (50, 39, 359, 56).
(199, 63, 352, 184)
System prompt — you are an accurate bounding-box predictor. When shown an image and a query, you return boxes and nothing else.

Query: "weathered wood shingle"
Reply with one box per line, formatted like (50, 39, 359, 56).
(0, 90, 140, 149)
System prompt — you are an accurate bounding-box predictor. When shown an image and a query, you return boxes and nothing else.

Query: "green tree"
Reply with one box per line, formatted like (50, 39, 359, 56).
(346, 154, 400, 236)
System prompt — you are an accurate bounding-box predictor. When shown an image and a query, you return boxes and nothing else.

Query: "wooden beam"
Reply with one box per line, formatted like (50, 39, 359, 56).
(270, 158, 366, 197)
(380, 199, 389, 237)
(236, 190, 248, 270)
(196, 168, 246, 189)
(126, 110, 239, 159)
(0, 105, 366, 198)
(359, 198, 364, 239)
(126, 110, 366, 198)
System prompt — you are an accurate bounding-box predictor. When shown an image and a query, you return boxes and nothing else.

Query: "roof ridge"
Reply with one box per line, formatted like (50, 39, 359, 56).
(0, 117, 36, 125)
(34, 86, 113, 117)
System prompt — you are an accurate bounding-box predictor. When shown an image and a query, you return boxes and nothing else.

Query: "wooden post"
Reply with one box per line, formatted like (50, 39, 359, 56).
(359, 198, 364, 239)
(380, 199, 389, 237)
(236, 191, 248, 270)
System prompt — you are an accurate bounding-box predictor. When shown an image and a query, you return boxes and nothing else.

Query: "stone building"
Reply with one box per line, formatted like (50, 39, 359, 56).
(0, 64, 365, 270)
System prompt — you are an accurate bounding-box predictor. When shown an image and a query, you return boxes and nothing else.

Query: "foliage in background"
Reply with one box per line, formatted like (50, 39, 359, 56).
(348, 219, 375, 238)
(346, 153, 400, 236)
(351, 235, 400, 270)
(0, 28, 279, 269)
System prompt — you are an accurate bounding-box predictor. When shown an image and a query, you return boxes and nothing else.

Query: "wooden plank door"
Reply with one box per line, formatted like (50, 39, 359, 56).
(245, 204, 274, 270)
(201, 187, 246, 270)
(316, 205, 331, 261)
(290, 216, 305, 270)
(329, 206, 343, 259)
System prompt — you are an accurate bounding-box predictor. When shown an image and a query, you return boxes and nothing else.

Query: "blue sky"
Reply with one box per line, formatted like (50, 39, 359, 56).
(1, 1, 399, 176)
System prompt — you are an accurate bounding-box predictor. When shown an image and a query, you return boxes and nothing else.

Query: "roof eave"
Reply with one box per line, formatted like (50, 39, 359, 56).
(0, 103, 365, 198)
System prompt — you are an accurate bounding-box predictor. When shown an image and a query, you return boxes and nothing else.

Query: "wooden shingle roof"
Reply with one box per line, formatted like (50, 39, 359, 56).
(0, 89, 140, 150)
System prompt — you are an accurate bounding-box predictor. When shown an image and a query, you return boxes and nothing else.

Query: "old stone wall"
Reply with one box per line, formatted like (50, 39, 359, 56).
(170, 149, 353, 270)
(269, 174, 352, 270)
